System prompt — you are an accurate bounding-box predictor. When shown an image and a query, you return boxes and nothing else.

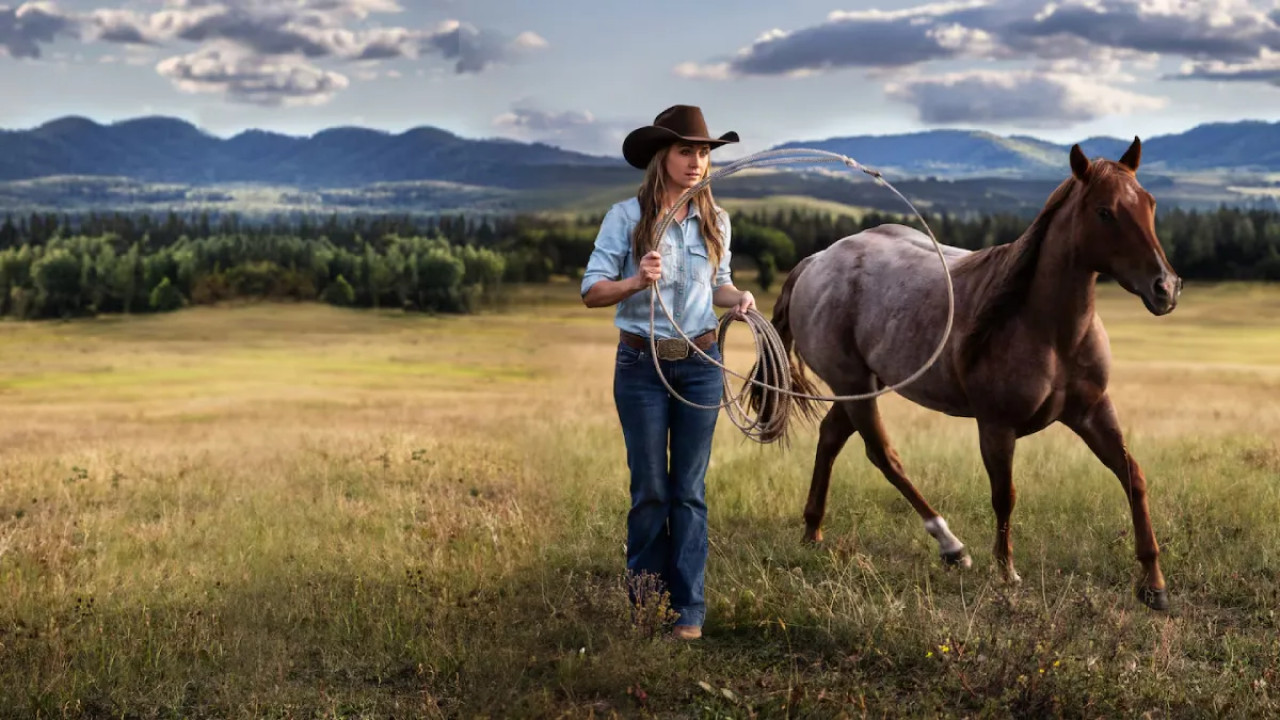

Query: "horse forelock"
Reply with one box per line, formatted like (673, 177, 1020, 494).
(956, 173, 1081, 369)
(1084, 159, 1149, 209)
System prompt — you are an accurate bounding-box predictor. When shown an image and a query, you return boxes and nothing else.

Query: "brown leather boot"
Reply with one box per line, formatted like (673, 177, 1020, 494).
(672, 625, 702, 640)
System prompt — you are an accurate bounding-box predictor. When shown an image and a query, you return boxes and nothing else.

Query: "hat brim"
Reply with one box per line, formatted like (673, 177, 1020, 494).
(622, 126, 739, 170)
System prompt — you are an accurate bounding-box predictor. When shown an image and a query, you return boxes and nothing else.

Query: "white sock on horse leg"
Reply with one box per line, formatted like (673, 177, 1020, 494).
(924, 516, 964, 554)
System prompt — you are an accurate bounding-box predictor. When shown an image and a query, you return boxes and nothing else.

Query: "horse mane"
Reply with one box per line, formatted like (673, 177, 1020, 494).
(955, 170, 1090, 369)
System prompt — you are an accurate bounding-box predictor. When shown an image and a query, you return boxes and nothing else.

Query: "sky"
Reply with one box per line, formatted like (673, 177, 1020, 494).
(4, 0, 1280, 160)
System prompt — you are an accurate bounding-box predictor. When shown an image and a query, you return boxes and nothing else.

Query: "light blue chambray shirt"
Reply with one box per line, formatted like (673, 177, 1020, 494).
(580, 196, 733, 340)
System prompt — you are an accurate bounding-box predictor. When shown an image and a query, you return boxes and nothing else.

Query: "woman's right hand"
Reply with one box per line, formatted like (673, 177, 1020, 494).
(636, 250, 662, 286)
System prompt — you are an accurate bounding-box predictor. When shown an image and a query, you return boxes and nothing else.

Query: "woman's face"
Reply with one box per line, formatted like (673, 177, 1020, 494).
(664, 142, 710, 192)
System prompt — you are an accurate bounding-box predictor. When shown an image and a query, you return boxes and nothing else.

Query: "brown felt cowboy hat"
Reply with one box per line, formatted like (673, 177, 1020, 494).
(622, 105, 739, 170)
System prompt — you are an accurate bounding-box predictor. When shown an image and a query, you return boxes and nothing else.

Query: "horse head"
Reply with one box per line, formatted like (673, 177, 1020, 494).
(1068, 138, 1181, 315)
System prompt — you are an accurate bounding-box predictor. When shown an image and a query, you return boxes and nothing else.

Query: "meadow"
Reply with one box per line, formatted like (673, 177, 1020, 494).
(1, 279, 1279, 718)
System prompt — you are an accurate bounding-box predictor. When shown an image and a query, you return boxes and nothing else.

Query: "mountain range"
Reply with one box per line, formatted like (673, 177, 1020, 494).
(772, 123, 1280, 178)
(0, 116, 621, 190)
(6, 116, 1280, 185)
(2, 116, 1279, 215)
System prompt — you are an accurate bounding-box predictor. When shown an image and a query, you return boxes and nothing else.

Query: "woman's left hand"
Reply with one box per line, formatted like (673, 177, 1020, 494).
(732, 291, 755, 320)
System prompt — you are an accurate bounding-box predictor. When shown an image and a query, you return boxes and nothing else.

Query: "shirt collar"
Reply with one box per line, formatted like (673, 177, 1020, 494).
(656, 200, 699, 219)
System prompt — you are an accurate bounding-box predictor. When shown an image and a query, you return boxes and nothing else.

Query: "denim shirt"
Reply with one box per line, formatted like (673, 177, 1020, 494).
(580, 197, 732, 339)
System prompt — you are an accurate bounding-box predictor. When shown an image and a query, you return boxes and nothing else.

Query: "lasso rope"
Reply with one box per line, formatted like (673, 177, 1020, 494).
(642, 148, 956, 443)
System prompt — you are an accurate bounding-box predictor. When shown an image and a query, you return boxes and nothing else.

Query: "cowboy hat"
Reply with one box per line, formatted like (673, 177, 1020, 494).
(622, 105, 739, 170)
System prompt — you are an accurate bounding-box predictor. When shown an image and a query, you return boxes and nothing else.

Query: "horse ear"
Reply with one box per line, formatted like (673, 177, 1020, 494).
(1070, 144, 1090, 181)
(1119, 136, 1141, 171)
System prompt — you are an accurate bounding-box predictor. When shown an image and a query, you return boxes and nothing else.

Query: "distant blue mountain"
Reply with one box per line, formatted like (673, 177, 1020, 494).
(771, 121, 1280, 178)
(2, 115, 1280, 189)
(0, 116, 623, 189)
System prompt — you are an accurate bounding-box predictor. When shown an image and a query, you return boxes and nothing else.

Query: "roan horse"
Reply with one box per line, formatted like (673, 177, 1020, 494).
(753, 138, 1181, 610)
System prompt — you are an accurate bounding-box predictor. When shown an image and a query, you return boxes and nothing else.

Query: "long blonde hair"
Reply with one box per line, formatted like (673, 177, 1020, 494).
(631, 144, 725, 279)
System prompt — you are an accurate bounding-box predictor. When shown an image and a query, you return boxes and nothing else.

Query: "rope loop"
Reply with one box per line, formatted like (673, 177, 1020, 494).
(641, 148, 956, 442)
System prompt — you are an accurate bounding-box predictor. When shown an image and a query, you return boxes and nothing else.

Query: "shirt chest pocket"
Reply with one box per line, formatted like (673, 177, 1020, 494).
(686, 243, 712, 287)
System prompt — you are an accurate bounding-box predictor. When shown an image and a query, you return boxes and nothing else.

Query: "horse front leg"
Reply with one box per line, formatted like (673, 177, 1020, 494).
(978, 422, 1021, 584)
(1064, 395, 1168, 610)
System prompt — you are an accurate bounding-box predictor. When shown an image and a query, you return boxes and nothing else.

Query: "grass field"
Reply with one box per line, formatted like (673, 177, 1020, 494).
(1, 280, 1279, 718)
(715, 196, 871, 220)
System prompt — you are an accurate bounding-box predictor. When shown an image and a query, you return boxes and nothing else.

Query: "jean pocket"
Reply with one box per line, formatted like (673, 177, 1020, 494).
(692, 344, 723, 367)
(616, 342, 645, 369)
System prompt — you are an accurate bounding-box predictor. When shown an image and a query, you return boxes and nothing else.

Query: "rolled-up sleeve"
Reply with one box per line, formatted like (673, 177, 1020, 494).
(580, 205, 631, 297)
(714, 210, 733, 289)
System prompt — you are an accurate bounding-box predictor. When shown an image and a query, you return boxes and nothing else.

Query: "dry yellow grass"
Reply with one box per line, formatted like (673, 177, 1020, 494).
(1, 281, 1278, 717)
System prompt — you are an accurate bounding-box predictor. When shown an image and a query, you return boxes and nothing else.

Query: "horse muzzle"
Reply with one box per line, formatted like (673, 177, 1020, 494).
(1142, 273, 1182, 316)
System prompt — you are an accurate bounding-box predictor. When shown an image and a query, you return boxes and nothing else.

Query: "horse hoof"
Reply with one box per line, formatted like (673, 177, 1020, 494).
(802, 529, 823, 546)
(941, 548, 972, 569)
(1136, 586, 1169, 611)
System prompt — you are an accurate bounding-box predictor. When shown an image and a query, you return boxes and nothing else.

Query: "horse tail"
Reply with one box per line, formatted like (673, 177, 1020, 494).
(750, 256, 822, 444)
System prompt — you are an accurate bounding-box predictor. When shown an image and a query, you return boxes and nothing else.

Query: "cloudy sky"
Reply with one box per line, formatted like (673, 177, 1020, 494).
(3, 0, 1280, 158)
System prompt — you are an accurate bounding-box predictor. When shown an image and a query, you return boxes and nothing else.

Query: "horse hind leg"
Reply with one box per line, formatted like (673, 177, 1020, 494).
(802, 405, 855, 544)
(843, 390, 971, 569)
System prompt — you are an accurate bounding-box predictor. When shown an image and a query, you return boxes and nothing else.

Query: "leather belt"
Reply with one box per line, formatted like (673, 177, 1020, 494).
(620, 330, 716, 361)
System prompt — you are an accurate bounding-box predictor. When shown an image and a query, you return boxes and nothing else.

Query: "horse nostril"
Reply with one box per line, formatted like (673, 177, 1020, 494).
(1152, 278, 1170, 299)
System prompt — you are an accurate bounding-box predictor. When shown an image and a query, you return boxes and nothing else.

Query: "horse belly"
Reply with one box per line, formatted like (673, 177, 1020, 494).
(865, 347, 973, 416)
(893, 377, 974, 417)
(1019, 392, 1067, 435)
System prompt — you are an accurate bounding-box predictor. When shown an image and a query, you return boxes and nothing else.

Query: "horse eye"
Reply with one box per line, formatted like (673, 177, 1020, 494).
(1096, 207, 1115, 221)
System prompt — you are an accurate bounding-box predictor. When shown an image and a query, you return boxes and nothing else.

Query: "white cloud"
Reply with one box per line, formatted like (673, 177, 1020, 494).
(494, 105, 595, 132)
(678, 0, 1280, 84)
(928, 23, 996, 53)
(1002, 0, 1280, 62)
(673, 61, 731, 80)
(512, 31, 546, 50)
(663, 0, 1280, 133)
(884, 69, 1167, 126)
(86, 9, 158, 45)
(1172, 47, 1280, 85)
(1, 0, 548, 105)
(492, 101, 625, 155)
(0, 2, 79, 58)
(156, 44, 349, 106)
(827, 0, 991, 23)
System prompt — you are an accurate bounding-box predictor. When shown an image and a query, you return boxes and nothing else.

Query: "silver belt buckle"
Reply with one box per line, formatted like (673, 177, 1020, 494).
(656, 338, 689, 360)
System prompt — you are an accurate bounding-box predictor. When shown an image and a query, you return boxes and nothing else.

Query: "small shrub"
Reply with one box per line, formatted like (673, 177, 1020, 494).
(8, 286, 35, 319)
(190, 272, 232, 305)
(321, 274, 356, 307)
(757, 253, 777, 293)
(149, 277, 185, 312)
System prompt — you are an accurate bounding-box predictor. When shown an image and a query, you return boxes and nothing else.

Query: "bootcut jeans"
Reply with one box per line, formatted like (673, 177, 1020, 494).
(613, 339, 723, 628)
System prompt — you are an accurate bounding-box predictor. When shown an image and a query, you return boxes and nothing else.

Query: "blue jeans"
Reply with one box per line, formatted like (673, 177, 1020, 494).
(613, 340, 723, 628)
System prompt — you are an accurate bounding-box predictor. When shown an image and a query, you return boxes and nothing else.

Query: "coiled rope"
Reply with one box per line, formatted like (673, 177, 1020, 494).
(641, 148, 956, 443)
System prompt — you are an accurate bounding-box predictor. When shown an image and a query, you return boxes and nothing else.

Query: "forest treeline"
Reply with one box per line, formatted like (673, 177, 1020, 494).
(1, 204, 1278, 319)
